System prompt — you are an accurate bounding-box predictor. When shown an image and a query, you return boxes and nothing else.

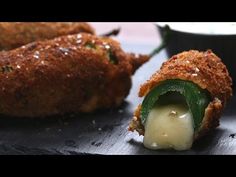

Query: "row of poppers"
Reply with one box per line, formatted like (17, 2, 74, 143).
(0, 22, 232, 151)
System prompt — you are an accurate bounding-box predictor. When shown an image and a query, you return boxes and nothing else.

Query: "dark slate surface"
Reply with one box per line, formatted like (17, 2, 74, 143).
(0, 44, 235, 155)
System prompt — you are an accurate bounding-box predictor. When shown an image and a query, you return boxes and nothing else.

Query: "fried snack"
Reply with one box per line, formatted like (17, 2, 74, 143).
(0, 22, 95, 50)
(0, 33, 149, 117)
(129, 50, 232, 150)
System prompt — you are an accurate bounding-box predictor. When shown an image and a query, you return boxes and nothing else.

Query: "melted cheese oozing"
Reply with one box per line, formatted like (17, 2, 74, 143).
(143, 103, 194, 151)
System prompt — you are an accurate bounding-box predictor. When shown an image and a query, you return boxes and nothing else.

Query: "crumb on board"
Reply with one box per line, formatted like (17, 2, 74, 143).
(229, 134, 236, 138)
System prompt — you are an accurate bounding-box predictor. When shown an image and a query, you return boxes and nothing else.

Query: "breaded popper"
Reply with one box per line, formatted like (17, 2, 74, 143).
(129, 50, 232, 150)
(0, 22, 95, 51)
(0, 33, 149, 117)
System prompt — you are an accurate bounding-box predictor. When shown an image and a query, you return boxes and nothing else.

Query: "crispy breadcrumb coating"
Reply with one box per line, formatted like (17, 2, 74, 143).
(0, 22, 95, 50)
(0, 33, 149, 117)
(129, 50, 232, 138)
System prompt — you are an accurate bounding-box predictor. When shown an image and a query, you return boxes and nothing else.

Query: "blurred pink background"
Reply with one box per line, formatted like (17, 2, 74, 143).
(89, 22, 161, 45)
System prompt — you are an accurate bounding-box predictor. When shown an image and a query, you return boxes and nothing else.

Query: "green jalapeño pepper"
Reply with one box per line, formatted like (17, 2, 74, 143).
(141, 79, 211, 130)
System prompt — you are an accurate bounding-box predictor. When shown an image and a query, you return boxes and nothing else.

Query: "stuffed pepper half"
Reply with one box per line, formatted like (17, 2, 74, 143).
(129, 50, 232, 151)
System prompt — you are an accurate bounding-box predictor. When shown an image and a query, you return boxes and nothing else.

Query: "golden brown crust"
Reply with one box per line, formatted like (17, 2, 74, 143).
(195, 98, 223, 138)
(129, 50, 233, 138)
(0, 22, 95, 50)
(0, 33, 148, 117)
(139, 50, 232, 107)
(128, 105, 144, 135)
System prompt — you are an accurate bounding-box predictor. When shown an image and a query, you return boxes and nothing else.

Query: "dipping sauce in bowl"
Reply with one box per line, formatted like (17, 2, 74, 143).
(157, 22, 236, 85)
(158, 22, 236, 35)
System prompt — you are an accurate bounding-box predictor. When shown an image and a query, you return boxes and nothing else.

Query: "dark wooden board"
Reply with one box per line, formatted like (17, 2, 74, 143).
(0, 44, 235, 155)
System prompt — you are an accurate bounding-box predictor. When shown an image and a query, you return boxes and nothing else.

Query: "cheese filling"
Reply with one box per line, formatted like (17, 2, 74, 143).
(143, 93, 194, 151)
